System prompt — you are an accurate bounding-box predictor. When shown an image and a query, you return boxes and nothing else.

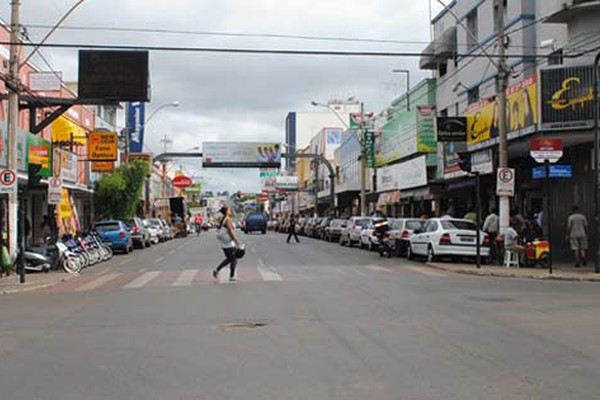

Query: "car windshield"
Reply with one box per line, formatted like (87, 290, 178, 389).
(441, 220, 476, 231)
(355, 218, 371, 227)
(406, 221, 424, 230)
(148, 219, 162, 227)
(94, 223, 120, 232)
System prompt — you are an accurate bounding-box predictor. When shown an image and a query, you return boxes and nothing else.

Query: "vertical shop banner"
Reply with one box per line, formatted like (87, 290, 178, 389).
(540, 65, 594, 130)
(416, 106, 437, 152)
(324, 128, 343, 160)
(467, 75, 538, 148)
(26, 133, 52, 177)
(126, 102, 146, 153)
(57, 188, 79, 236)
(363, 131, 376, 168)
(54, 149, 78, 183)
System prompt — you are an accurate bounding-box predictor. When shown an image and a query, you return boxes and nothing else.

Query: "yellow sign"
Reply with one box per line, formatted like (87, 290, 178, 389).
(51, 116, 86, 145)
(467, 75, 538, 145)
(88, 131, 118, 161)
(57, 188, 78, 236)
(91, 161, 115, 173)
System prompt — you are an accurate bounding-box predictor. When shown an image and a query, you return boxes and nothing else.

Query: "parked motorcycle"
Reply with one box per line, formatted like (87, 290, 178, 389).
(20, 237, 83, 274)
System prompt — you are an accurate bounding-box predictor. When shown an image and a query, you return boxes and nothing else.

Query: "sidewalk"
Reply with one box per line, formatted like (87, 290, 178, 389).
(426, 261, 600, 282)
(0, 271, 76, 295)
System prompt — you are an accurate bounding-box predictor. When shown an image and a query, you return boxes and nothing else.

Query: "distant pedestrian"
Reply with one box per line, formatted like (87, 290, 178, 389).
(510, 209, 525, 233)
(504, 221, 525, 262)
(463, 207, 476, 223)
(213, 206, 242, 282)
(566, 204, 588, 267)
(286, 214, 300, 244)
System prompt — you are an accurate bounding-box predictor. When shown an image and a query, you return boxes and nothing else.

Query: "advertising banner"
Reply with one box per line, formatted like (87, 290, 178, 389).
(275, 176, 299, 191)
(88, 131, 118, 161)
(91, 161, 114, 173)
(51, 116, 87, 145)
(437, 117, 467, 142)
(324, 128, 343, 160)
(57, 188, 79, 236)
(540, 65, 594, 130)
(54, 149, 78, 183)
(364, 131, 376, 168)
(376, 110, 415, 166)
(202, 142, 282, 168)
(467, 75, 538, 148)
(260, 168, 279, 192)
(416, 106, 437, 153)
(126, 102, 146, 153)
(377, 155, 427, 192)
(26, 134, 52, 177)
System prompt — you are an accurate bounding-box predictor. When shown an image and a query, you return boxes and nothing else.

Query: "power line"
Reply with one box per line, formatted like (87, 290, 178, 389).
(0, 40, 563, 59)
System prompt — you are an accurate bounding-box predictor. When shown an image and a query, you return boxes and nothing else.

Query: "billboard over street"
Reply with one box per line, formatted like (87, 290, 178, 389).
(203, 142, 281, 168)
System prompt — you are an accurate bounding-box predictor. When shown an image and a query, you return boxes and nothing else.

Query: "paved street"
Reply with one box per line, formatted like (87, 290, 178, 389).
(1, 232, 599, 399)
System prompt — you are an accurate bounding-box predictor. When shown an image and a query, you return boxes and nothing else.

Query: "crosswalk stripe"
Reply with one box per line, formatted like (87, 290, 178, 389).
(123, 271, 161, 289)
(75, 273, 122, 292)
(257, 266, 283, 281)
(171, 269, 198, 287)
(404, 265, 447, 277)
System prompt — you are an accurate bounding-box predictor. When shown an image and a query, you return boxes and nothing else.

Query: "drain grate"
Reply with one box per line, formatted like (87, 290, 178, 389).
(217, 322, 268, 331)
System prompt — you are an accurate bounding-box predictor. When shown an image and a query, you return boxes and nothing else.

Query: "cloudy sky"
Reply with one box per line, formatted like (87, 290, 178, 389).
(1, 0, 443, 192)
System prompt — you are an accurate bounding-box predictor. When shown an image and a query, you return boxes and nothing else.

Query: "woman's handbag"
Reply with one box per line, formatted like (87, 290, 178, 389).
(234, 244, 246, 259)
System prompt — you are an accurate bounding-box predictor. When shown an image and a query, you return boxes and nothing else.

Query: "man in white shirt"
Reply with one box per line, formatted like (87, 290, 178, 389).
(504, 222, 525, 261)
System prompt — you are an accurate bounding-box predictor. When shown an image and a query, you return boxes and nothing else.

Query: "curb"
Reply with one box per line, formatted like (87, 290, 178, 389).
(425, 263, 600, 282)
(0, 274, 76, 295)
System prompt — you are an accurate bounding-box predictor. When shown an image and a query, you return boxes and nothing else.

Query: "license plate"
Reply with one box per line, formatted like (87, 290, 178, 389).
(461, 238, 475, 243)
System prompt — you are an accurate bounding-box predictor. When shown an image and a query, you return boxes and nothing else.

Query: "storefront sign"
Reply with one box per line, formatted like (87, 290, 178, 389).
(364, 131, 376, 168)
(26, 134, 52, 177)
(530, 138, 563, 163)
(540, 65, 594, 130)
(471, 148, 494, 175)
(57, 188, 79, 236)
(88, 131, 118, 161)
(437, 117, 467, 142)
(51, 116, 87, 145)
(496, 168, 515, 197)
(377, 155, 427, 192)
(91, 161, 114, 173)
(48, 177, 63, 205)
(275, 176, 299, 191)
(376, 109, 415, 166)
(59, 150, 78, 183)
(203, 142, 281, 168)
(416, 106, 437, 152)
(532, 165, 572, 179)
(467, 75, 538, 148)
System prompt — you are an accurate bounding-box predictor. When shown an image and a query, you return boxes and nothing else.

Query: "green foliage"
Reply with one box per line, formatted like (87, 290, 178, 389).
(94, 160, 151, 220)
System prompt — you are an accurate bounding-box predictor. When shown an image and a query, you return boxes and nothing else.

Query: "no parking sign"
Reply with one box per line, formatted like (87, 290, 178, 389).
(0, 169, 17, 194)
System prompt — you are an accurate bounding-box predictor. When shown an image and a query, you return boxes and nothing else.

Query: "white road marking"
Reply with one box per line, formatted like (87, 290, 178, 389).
(155, 256, 165, 263)
(257, 257, 283, 281)
(172, 269, 198, 287)
(123, 271, 161, 289)
(75, 273, 121, 292)
(167, 249, 176, 255)
(405, 265, 447, 277)
(365, 265, 394, 273)
(118, 259, 131, 266)
(355, 270, 367, 277)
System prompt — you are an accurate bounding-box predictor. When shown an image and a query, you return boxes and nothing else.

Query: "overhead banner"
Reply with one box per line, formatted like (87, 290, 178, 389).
(275, 176, 299, 191)
(467, 74, 538, 148)
(88, 131, 118, 161)
(202, 142, 281, 168)
(126, 102, 146, 153)
(540, 65, 594, 130)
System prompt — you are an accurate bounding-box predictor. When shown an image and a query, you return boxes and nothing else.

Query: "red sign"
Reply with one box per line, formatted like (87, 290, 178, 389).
(530, 138, 563, 163)
(172, 175, 193, 189)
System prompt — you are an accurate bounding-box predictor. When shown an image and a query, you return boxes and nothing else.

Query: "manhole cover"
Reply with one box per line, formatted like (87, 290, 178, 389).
(216, 322, 268, 331)
(467, 296, 515, 303)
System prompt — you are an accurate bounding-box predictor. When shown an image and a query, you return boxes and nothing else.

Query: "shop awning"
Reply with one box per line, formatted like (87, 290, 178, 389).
(51, 116, 87, 145)
(419, 26, 457, 70)
(377, 190, 401, 207)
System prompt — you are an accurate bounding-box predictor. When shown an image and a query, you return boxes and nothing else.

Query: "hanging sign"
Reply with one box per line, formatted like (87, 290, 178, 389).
(172, 175, 193, 189)
(88, 131, 118, 161)
(0, 168, 17, 194)
(530, 138, 563, 163)
(48, 177, 63, 205)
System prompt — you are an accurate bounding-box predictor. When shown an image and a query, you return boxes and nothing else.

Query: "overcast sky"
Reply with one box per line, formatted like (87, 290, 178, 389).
(1, 0, 443, 192)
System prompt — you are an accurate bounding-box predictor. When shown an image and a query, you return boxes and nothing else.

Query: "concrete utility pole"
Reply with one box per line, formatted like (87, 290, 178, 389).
(359, 101, 367, 217)
(7, 0, 20, 260)
(496, 0, 510, 235)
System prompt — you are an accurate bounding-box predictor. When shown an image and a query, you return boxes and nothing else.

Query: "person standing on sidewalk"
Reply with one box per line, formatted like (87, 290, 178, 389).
(566, 204, 588, 267)
(213, 206, 242, 282)
(286, 214, 300, 244)
(483, 207, 499, 261)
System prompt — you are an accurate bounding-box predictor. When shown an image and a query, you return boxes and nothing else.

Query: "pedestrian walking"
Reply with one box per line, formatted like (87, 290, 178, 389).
(212, 206, 243, 282)
(286, 214, 300, 244)
(566, 204, 588, 267)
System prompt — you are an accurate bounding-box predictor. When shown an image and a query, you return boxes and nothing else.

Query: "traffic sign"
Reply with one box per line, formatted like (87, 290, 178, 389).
(48, 177, 63, 205)
(0, 169, 17, 194)
(172, 175, 193, 189)
(496, 168, 515, 197)
(530, 138, 563, 163)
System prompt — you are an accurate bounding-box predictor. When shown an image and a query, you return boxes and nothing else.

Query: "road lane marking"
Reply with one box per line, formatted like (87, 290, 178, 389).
(365, 265, 394, 273)
(172, 269, 198, 286)
(123, 271, 161, 289)
(155, 256, 165, 264)
(118, 259, 131, 266)
(167, 249, 176, 255)
(75, 273, 121, 292)
(257, 257, 282, 281)
(404, 265, 447, 277)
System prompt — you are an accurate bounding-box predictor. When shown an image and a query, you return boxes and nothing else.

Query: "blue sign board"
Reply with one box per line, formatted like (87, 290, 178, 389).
(126, 102, 146, 153)
(532, 165, 572, 179)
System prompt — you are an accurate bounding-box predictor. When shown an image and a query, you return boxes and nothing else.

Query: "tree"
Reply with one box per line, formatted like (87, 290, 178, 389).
(94, 160, 150, 220)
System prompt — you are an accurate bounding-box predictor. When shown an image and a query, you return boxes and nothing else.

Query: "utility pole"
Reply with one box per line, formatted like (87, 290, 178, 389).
(7, 0, 21, 274)
(496, 0, 510, 235)
(359, 101, 367, 217)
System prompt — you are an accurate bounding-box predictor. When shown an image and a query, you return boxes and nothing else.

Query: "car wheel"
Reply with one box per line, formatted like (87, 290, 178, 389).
(339, 237, 345, 246)
(262, 230, 267, 235)
(394, 240, 402, 257)
(426, 246, 436, 263)
(124, 245, 130, 254)
(407, 244, 414, 260)
(368, 240, 373, 251)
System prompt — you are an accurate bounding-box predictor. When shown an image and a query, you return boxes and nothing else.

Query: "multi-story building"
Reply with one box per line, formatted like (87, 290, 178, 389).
(422, 0, 600, 260)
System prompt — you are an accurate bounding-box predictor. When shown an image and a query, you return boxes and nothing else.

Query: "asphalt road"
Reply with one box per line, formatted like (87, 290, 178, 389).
(0, 231, 599, 399)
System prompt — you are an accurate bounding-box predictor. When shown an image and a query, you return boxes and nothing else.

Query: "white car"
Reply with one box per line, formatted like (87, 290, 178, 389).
(407, 218, 490, 263)
(360, 219, 392, 251)
(144, 219, 160, 244)
(340, 217, 372, 247)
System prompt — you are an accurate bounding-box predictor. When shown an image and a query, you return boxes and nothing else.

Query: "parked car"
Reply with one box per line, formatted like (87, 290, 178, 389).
(407, 218, 490, 263)
(147, 218, 167, 242)
(93, 220, 133, 254)
(244, 211, 268, 234)
(296, 218, 307, 235)
(324, 219, 347, 242)
(315, 217, 331, 240)
(339, 217, 371, 247)
(160, 219, 174, 240)
(144, 219, 160, 244)
(360, 218, 392, 251)
(125, 217, 151, 249)
(304, 218, 319, 238)
(384, 218, 425, 257)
